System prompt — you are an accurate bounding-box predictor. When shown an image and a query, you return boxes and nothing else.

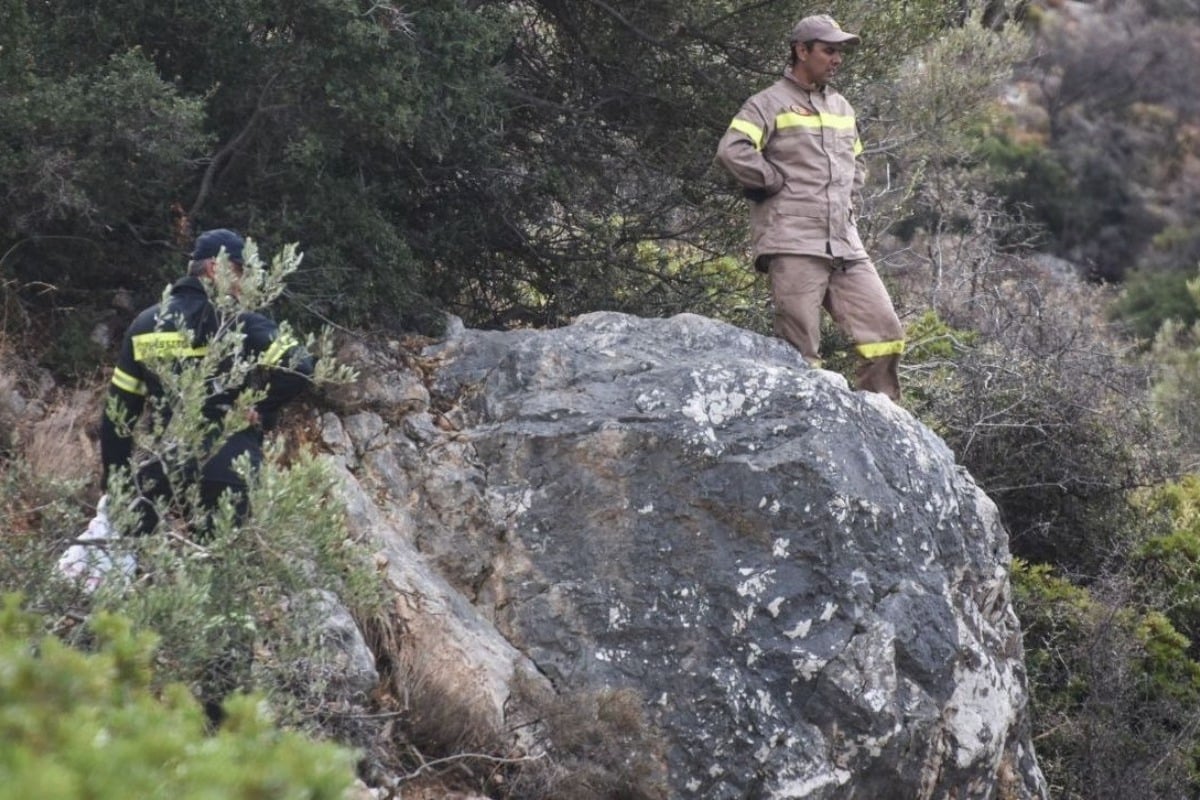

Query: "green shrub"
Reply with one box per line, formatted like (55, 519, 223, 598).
(800, 282, 1161, 579)
(1013, 559, 1200, 798)
(1151, 304, 1200, 461)
(1131, 476, 1200, 661)
(40, 312, 107, 384)
(1111, 267, 1199, 344)
(0, 594, 357, 800)
(973, 128, 1072, 246)
(89, 445, 385, 718)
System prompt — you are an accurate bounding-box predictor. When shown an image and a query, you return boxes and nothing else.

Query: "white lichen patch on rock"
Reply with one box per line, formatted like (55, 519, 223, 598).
(946, 611, 1022, 771)
(680, 365, 788, 432)
(784, 618, 813, 640)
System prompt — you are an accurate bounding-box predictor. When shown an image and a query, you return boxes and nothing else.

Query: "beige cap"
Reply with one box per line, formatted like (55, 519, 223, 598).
(789, 14, 860, 46)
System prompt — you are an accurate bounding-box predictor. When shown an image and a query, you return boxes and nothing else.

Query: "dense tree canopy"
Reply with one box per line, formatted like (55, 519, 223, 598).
(2, 0, 512, 328)
(0, 0, 962, 331)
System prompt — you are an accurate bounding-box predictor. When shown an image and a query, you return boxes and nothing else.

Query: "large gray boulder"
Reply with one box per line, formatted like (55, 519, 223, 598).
(329, 311, 1047, 799)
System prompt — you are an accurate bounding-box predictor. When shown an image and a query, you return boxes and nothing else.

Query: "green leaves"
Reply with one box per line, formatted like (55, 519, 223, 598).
(0, 595, 358, 800)
(0, 48, 208, 223)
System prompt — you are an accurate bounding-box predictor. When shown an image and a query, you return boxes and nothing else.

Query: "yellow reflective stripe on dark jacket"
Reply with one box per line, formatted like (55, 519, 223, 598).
(111, 366, 147, 396)
(131, 331, 208, 362)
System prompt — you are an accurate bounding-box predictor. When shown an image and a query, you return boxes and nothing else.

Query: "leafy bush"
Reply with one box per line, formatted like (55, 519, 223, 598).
(0, 45, 210, 288)
(1013, 560, 1200, 799)
(0, 594, 358, 800)
(41, 312, 107, 383)
(1149, 274, 1200, 461)
(1131, 476, 1200, 661)
(972, 127, 1072, 248)
(88, 446, 385, 718)
(1111, 267, 1200, 344)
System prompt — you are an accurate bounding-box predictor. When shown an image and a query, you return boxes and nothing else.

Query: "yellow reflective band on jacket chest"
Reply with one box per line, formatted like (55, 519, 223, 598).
(132, 331, 207, 362)
(776, 111, 863, 155)
(776, 110, 855, 130)
(728, 111, 862, 155)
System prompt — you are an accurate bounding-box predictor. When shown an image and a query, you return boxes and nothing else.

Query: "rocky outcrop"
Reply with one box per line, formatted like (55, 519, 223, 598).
(322, 312, 1047, 800)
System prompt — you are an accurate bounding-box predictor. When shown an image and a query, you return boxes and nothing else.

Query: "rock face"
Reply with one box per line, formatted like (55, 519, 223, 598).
(324, 312, 1047, 800)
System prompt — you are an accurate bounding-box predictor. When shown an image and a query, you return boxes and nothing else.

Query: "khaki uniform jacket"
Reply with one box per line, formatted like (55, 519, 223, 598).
(715, 72, 866, 270)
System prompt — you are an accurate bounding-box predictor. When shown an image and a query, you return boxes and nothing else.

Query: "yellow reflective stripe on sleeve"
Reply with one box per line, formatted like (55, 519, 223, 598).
(775, 111, 857, 132)
(131, 331, 207, 362)
(729, 118, 765, 151)
(111, 366, 147, 396)
(856, 340, 906, 359)
(262, 332, 299, 367)
(853, 137, 863, 156)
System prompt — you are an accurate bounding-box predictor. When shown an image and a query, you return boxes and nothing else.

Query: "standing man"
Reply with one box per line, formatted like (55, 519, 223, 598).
(100, 228, 314, 539)
(715, 14, 905, 401)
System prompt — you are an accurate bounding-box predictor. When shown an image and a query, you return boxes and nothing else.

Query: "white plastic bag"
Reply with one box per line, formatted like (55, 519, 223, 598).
(55, 495, 137, 594)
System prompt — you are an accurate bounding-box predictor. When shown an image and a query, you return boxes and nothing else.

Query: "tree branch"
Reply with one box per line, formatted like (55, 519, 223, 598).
(188, 73, 284, 220)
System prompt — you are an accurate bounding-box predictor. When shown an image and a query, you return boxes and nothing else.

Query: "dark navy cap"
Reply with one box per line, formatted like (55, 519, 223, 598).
(191, 229, 245, 262)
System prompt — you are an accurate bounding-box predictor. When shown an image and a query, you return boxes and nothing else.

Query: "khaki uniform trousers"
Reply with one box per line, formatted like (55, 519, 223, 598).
(768, 254, 904, 401)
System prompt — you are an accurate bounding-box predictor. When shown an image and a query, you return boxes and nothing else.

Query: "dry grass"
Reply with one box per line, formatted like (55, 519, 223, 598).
(0, 331, 103, 491)
(498, 676, 669, 800)
(22, 386, 103, 488)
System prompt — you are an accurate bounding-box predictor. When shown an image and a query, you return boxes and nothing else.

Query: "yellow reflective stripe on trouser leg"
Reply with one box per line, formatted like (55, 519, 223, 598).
(855, 340, 906, 359)
(111, 367, 147, 396)
(728, 118, 765, 151)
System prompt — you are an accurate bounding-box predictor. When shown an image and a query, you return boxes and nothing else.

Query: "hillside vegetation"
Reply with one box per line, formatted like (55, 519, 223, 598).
(5, 0, 1200, 797)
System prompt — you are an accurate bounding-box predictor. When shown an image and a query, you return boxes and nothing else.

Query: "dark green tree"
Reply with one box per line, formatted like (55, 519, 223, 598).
(1, 0, 971, 337)
(2, 0, 514, 329)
